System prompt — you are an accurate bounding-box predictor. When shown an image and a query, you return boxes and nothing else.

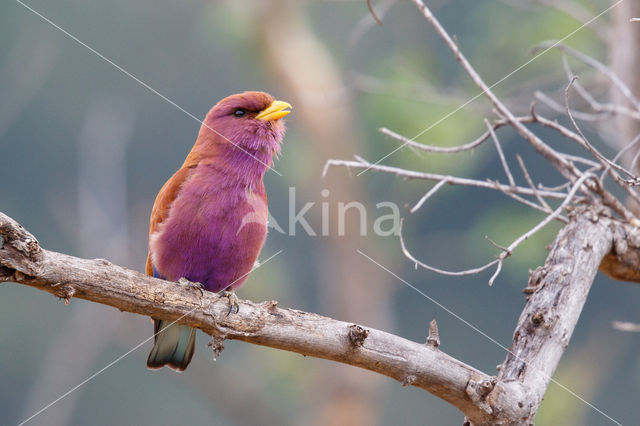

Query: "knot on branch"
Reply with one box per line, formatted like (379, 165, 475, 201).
(523, 266, 547, 295)
(426, 319, 440, 348)
(0, 212, 43, 276)
(401, 374, 417, 387)
(465, 376, 496, 414)
(599, 220, 640, 284)
(51, 283, 75, 304)
(347, 324, 369, 348)
(208, 335, 226, 360)
(530, 310, 550, 329)
(266, 300, 282, 317)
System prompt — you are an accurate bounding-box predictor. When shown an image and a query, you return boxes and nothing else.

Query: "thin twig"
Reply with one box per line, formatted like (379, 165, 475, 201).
(534, 41, 640, 111)
(489, 179, 568, 219)
(535, 90, 609, 122)
(489, 172, 594, 285)
(411, 0, 581, 183)
(599, 133, 640, 182)
(379, 126, 492, 153)
(539, 181, 571, 192)
(399, 173, 593, 286)
(631, 149, 640, 175)
(381, 113, 604, 172)
(485, 118, 516, 186)
(505, 173, 592, 255)
(516, 154, 552, 211)
(323, 158, 569, 199)
(410, 179, 449, 213)
(564, 78, 640, 208)
(366, 0, 383, 26)
(560, 54, 640, 121)
(399, 218, 500, 276)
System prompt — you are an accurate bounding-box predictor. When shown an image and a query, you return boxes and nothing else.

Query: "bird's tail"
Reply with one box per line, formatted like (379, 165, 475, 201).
(146, 319, 196, 372)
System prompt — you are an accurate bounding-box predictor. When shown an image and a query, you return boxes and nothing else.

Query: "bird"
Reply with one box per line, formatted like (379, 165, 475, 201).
(145, 91, 290, 371)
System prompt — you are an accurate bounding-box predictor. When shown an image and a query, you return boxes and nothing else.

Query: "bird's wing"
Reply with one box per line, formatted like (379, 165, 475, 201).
(145, 166, 193, 276)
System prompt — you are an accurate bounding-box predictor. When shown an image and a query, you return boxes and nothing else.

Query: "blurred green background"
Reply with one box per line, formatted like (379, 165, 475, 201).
(1, 0, 638, 425)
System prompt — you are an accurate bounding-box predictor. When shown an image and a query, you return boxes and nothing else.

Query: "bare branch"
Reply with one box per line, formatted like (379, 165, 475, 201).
(516, 154, 552, 212)
(490, 206, 621, 425)
(489, 180, 561, 216)
(502, 173, 592, 257)
(410, 0, 580, 183)
(381, 112, 605, 172)
(560, 53, 640, 121)
(600, 132, 640, 182)
(399, 218, 500, 277)
(400, 174, 592, 286)
(324, 158, 569, 199)
(410, 179, 449, 213)
(535, 90, 609, 121)
(379, 126, 492, 153)
(485, 118, 516, 186)
(534, 41, 640, 111)
(564, 78, 635, 178)
(0, 211, 495, 422)
(564, 78, 640, 210)
(366, 0, 382, 26)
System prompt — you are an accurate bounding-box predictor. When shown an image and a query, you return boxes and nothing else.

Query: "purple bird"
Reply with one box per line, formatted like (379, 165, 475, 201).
(145, 91, 291, 371)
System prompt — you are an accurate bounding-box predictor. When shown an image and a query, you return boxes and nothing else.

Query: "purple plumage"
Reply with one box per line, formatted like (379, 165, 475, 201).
(145, 91, 290, 371)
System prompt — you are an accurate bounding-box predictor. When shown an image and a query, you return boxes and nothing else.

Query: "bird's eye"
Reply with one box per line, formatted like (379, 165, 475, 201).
(233, 109, 246, 118)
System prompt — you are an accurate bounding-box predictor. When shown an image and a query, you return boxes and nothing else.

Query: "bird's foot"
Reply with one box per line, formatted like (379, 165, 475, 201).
(178, 277, 204, 296)
(218, 289, 239, 315)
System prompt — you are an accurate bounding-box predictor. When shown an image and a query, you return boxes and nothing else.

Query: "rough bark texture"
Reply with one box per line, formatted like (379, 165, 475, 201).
(2, 206, 637, 425)
(479, 206, 616, 425)
(0, 211, 492, 422)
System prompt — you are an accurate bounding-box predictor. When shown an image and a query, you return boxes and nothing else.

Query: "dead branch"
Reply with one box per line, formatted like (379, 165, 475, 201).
(488, 205, 621, 425)
(533, 41, 640, 111)
(0, 211, 495, 423)
(399, 173, 593, 286)
(516, 154, 552, 212)
(3, 206, 638, 426)
(410, 1, 579, 183)
(322, 2, 640, 422)
(323, 158, 570, 200)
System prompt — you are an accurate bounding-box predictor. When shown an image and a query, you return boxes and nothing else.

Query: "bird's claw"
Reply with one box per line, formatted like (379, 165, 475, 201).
(219, 290, 239, 315)
(178, 277, 204, 296)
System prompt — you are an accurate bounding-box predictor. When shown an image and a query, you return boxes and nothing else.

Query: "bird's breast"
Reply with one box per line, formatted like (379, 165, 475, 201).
(149, 168, 268, 291)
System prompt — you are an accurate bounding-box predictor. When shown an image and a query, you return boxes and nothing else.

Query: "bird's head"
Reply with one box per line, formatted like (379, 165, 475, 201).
(201, 91, 291, 157)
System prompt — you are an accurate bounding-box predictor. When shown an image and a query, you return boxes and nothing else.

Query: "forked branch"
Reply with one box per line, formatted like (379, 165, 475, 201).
(0, 211, 494, 423)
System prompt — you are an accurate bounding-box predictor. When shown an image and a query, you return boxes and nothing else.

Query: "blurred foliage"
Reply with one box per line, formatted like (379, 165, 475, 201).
(1, 0, 638, 425)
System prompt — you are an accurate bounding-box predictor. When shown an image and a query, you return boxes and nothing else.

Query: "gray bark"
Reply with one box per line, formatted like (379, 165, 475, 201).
(1, 206, 637, 424)
(0, 211, 492, 422)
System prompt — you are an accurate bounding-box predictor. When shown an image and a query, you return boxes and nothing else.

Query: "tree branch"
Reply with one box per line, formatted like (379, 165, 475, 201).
(3, 202, 638, 425)
(487, 205, 620, 424)
(0, 211, 494, 423)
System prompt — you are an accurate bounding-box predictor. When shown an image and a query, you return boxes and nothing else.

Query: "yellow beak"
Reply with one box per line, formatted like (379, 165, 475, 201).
(256, 100, 292, 121)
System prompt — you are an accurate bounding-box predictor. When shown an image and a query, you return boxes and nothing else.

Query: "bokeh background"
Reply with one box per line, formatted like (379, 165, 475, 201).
(1, 0, 639, 425)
